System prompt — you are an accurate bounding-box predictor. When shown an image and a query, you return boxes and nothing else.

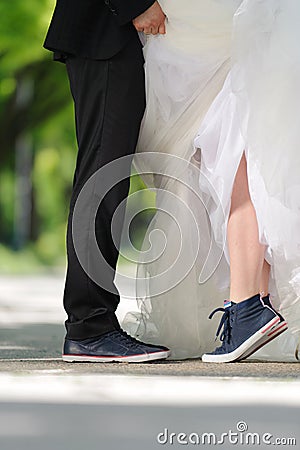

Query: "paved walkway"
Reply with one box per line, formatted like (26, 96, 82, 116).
(0, 274, 299, 450)
(0, 273, 299, 377)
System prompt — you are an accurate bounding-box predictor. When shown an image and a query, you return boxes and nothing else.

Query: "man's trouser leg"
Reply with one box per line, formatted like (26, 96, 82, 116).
(63, 36, 145, 340)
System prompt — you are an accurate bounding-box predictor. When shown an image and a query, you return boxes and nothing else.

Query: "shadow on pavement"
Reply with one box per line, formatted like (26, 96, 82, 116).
(0, 324, 65, 359)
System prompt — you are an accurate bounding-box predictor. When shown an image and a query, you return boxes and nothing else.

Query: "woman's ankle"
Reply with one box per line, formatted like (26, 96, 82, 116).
(229, 291, 260, 304)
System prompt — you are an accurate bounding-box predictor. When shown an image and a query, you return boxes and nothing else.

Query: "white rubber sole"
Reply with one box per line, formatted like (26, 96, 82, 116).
(202, 316, 281, 363)
(62, 350, 170, 363)
(237, 320, 288, 361)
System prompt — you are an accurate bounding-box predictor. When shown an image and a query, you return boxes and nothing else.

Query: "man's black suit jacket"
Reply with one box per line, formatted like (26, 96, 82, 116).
(44, 0, 155, 60)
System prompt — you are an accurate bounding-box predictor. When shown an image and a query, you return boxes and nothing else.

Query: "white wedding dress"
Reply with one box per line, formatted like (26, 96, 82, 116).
(122, 0, 300, 361)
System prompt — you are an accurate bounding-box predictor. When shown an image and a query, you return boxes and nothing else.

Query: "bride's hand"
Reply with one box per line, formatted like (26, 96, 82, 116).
(133, 1, 166, 35)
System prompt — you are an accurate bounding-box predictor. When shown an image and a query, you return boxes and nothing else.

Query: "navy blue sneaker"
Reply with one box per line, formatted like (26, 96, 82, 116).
(261, 294, 287, 328)
(235, 295, 288, 361)
(63, 330, 170, 363)
(202, 294, 282, 363)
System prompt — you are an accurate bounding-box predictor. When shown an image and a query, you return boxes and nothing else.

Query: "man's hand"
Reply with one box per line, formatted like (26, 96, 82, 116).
(133, 1, 166, 35)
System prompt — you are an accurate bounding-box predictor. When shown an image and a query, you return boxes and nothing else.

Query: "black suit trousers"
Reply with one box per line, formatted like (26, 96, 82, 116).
(63, 35, 145, 339)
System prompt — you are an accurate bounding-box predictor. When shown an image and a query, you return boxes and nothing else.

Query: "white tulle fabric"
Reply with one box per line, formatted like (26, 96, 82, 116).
(123, 0, 300, 361)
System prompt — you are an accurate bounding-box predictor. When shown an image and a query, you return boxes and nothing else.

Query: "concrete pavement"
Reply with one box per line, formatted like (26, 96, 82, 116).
(0, 272, 299, 377)
(0, 273, 299, 450)
(0, 373, 299, 450)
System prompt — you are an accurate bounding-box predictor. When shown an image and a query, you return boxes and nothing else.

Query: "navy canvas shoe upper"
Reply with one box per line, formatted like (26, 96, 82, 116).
(261, 294, 285, 322)
(203, 294, 279, 360)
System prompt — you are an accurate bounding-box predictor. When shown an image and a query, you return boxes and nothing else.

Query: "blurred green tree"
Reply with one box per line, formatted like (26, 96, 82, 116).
(0, 0, 153, 271)
(0, 0, 75, 265)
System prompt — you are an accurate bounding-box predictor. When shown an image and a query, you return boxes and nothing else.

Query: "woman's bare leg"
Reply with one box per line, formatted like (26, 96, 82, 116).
(260, 259, 270, 297)
(203, 155, 286, 362)
(227, 153, 266, 302)
(203, 154, 286, 362)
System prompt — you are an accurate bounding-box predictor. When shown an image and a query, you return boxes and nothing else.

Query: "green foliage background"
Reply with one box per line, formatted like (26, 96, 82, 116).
(0, 0, 153, 273)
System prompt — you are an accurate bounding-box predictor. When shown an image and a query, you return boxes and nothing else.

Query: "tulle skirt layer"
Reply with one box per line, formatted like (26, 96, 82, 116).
(123, 0, 300, 360)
